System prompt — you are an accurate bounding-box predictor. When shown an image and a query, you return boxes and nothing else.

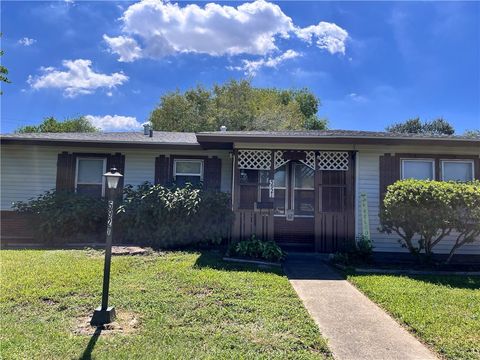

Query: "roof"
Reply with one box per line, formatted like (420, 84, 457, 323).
(1, 129, 479, 149)
(196, 129, 480, 148)
(0, 131, 200, 149)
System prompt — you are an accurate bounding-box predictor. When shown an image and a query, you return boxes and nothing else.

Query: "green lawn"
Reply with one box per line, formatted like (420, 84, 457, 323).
(0, 250, 330, 359)
(347, 273, 480, 360)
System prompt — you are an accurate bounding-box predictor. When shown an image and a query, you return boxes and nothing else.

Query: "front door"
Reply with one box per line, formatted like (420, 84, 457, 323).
(268, 162, 316, 251)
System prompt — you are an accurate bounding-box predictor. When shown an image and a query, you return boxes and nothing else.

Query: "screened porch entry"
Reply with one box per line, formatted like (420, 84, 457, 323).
(232, 149, 355, 253)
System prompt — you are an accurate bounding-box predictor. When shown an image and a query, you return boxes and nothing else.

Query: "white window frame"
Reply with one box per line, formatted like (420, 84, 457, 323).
(75, 157, 107, 197)
(258, 166, 288, 217)
(401, 158, 435, 180)
(173, 159, 204, 182)
(440, 159, 474, 182)
(292, 162, 315, 218)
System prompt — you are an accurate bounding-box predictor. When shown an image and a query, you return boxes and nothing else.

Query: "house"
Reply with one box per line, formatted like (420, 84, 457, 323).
(1, 129, 479, 260)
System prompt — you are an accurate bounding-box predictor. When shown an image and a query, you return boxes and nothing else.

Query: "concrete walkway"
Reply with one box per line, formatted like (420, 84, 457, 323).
(284, 254, 438, 360)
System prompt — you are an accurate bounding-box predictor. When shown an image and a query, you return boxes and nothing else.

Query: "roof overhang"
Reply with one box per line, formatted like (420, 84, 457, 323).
(0, 138, 202, 150)
(195, 134, 480, 148)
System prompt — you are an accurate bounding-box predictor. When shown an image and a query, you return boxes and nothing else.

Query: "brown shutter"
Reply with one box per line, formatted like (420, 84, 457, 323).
(107, 152, 126, 190)
(56, 152, 76, 192)
(475, 158, 480, 180)
(155, 155, 170, 185)
(204, 156, 222, 191)
(379, 153, 400, 201)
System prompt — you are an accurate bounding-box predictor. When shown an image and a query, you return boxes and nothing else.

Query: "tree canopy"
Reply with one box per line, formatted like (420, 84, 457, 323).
(0, 33, 11, 95)
(16, 116, 98, 133)
(386, 117, 455, 135)
(149, 80, 327, 132)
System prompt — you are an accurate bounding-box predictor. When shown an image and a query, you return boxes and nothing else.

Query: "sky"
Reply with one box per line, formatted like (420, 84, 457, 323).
(1, 0, 479, 133)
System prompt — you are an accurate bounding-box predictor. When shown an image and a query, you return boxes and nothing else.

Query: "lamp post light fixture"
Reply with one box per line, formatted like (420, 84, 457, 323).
(90, 167, 123, 326)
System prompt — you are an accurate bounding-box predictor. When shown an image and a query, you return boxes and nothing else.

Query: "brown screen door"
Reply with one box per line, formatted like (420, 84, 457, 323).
(314, 152, 355, 252)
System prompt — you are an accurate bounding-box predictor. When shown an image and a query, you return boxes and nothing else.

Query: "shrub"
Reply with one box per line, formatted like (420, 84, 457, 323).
(227, 236, 286, 262)
(379, 180, 455, 258)
(355, 234, 373, 261)
(446, 181, 480, 263)
(380, 179, 480, 262)
(13, 190, 107, 243)
(116, 182, 233, 248)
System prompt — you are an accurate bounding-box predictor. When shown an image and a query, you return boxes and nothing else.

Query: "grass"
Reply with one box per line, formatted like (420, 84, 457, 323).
(0, 249, 330, 359)
(347, 273, 480, 360)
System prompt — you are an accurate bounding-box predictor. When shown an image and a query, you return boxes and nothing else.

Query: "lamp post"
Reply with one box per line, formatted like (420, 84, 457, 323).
(90, 167, 123, 326)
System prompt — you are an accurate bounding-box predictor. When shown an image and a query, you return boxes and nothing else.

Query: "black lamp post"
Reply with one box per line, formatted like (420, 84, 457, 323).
(90, 167, 123, 326)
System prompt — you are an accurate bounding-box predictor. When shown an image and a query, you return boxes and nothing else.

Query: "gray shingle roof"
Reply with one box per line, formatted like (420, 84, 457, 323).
(1, 129, 478, 147)
(198, 129, 480, 141)
(0, 131, 199, 145)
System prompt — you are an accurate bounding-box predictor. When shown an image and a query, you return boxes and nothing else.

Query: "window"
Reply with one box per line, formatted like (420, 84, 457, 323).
(293, 163, 314, 216)
(174, 159, 203, 186)
(76, 158, 106, 197)
(441, 160, 474, 182)
(401, 159, 434, 180)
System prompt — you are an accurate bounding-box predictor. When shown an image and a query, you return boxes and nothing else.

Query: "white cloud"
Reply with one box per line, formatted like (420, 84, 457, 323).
(105, 0, 348, 62)
(27, 59, 128, 97)
(103, 35, 142, 62)
(233, 49, 301, 76)
(85, 115, 141, 131)
(295, 21, 348, 54)
(18, 37, 37, 46)
(112, 0, 294, 59)
(348, 93, 368, 103)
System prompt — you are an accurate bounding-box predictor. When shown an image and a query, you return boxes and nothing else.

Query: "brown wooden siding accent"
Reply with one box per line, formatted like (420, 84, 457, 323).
(232, 210, 274, 242)
(155, 155, 170, 185)
(0, 211, 37, 243)
(315, 213, 355, 252)
(274, 217, 314, 249)
(56, 152, 76, 192)
(379, 153, 400, 201)
(204, 156, 222, 191)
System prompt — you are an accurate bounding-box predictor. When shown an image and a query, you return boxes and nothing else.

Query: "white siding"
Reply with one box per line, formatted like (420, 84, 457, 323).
(356, 151, 480, 255)
(1, 145, 59, 210)
(1, 144, 232, 210)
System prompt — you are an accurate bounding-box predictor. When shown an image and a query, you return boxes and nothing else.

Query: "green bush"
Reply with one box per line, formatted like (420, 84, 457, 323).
(227, 236, 286, 262)
(13, 190, 107, 243)
(116, 182, 233, 248)
(380, 179, 480, 262)
(355, 234, 373, 261)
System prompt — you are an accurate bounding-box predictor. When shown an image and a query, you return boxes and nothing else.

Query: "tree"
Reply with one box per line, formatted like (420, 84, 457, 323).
(149, 80, 327, 132)
(0, 33, 11, 95)
(16, 116, 98, 133)
(386, 117, 455, 135)
(464, 129, 480, 138)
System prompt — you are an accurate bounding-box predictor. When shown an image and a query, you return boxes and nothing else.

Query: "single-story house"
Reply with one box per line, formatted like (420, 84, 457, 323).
(1, 129, 479, 260)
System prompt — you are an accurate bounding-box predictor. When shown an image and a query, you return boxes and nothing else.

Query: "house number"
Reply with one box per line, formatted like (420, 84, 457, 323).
(269, 179, 275, 198)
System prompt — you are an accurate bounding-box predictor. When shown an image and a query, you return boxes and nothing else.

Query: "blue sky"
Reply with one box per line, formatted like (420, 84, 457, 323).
(1, 0, 479, 133)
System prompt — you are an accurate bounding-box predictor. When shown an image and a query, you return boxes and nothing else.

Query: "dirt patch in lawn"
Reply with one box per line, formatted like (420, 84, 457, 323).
(73, 311, 140, 336)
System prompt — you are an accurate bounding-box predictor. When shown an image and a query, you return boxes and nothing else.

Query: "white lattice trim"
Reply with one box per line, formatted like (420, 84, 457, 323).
(317, 151, 349, 171)
(274, 150, 288, 169)
(300, 151, 316, 170)
(237, 150, 272, 170)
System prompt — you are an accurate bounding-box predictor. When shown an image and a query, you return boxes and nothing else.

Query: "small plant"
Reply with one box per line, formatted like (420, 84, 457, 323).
(228, 236, 286, 262)
(355, 234, 373, 261)
(329, 252, 350, 265)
